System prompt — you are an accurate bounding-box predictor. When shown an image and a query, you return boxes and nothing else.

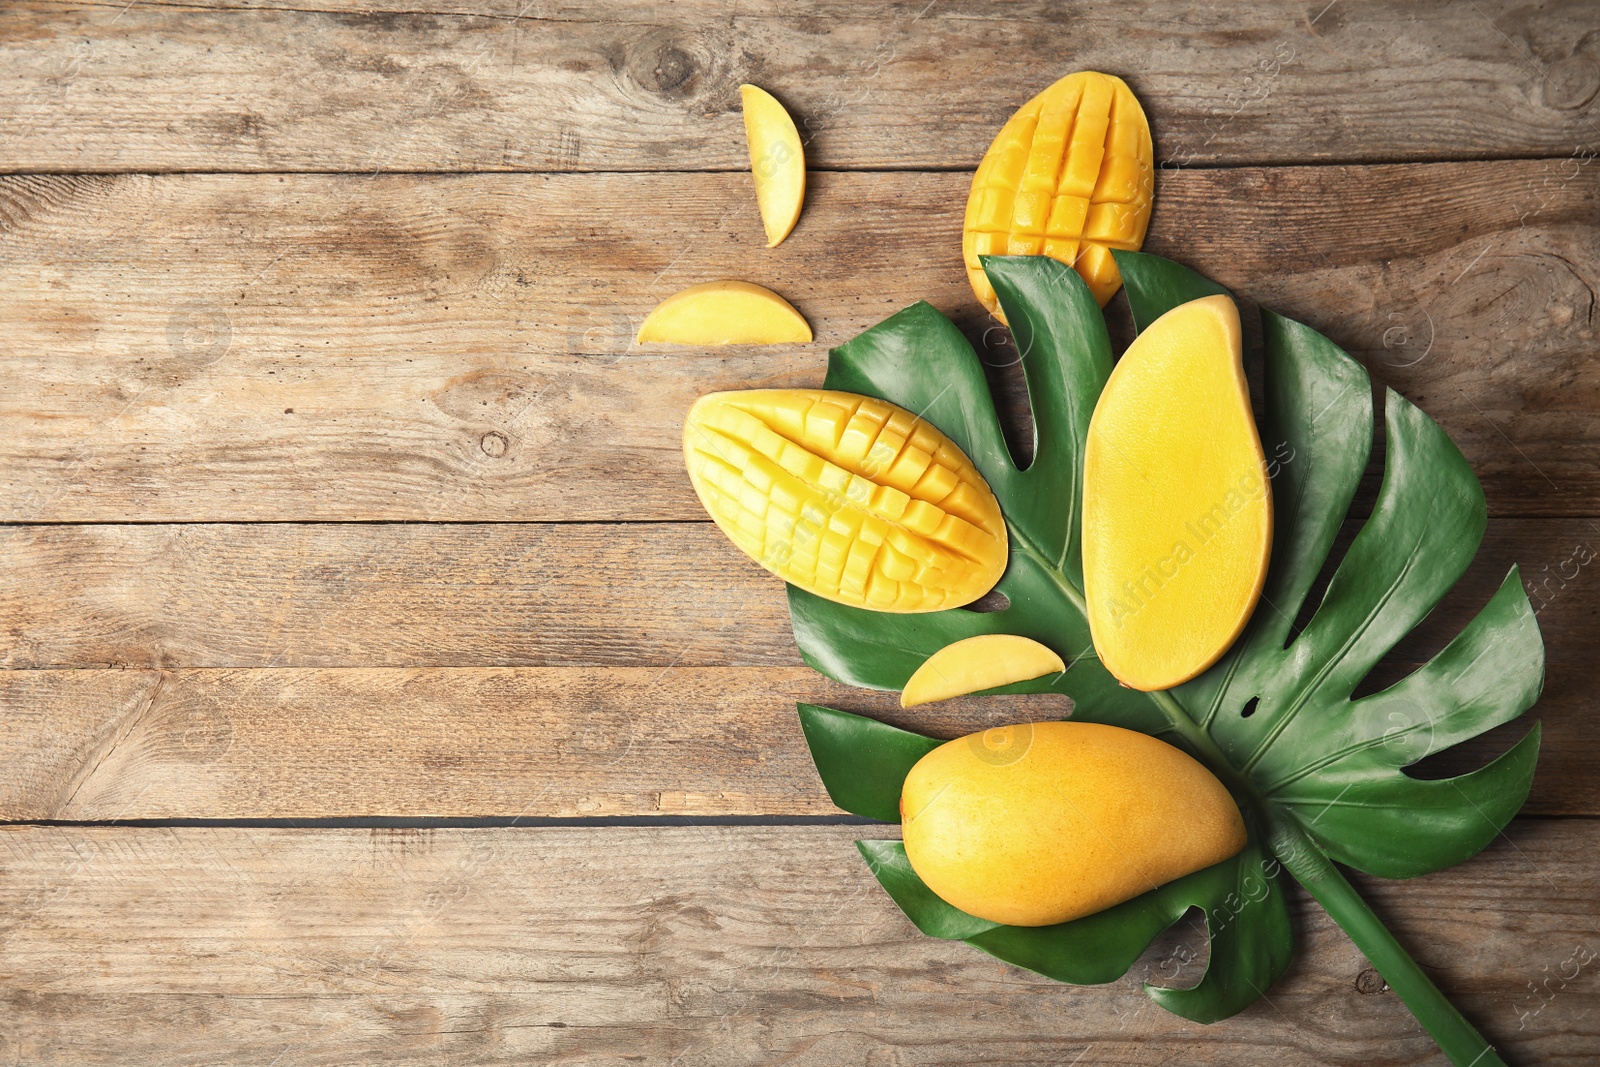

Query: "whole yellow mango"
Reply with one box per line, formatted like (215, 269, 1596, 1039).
(964, 71, 1153, 317)
(901, 721, 1247, 926)
(684, 389, 1008, 612)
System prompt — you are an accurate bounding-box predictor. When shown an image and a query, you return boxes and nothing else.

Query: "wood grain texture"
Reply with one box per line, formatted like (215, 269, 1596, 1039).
(0, 522, 800, 670)
(0, 821, 1594, 1065)
(5, 518, 1594, 672)
(0, 661, 1583, 821)
(5, 0, 1598, 172)
(0, 666, 1059, 820)
(0, 162, 1594, 522)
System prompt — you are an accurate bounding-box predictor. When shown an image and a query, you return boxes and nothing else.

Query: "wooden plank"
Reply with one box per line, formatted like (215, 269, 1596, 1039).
(0, 665, 1051, 820)
(0, 522, 801, 670)
(0, 661, 1585, 821)
(0, 513, 1588, 818)
(5, 1, 1597, 172)
(0, 822, 1593, 1064)
(0, 163, 1594, 521)
(2, 518, 1590, 672)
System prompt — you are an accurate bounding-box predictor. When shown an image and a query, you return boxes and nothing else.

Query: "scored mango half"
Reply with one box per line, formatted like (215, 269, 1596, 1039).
(901, 635, 1065, 707)
(964, 71, 1153, 316)
(684, 389, 1007, 612)
(1083, 295, 1272, 691)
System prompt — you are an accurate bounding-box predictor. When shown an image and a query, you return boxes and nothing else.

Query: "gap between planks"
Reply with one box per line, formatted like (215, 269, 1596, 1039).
(2, 154, 1591, 177)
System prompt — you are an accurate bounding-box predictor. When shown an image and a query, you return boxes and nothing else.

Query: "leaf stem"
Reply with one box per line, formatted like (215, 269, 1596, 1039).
(1145, 689, 1262, 803)
(1150, 687, 1505, 1066)
(1267, 815, 1506, 1067)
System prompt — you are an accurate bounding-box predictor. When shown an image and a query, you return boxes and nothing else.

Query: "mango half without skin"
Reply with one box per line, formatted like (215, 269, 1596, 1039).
(901, 721, 1248, 927)
(683, 389, 1008, 612)
(1083, 294, 1272, 691)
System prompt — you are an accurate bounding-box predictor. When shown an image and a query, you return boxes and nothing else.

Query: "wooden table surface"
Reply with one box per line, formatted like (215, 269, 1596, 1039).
(2, 2, 1598, 1063)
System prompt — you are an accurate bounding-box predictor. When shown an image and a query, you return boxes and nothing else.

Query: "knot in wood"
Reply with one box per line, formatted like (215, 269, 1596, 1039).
(626, 34, 701, 96)
(1355, 968, 1389, 995)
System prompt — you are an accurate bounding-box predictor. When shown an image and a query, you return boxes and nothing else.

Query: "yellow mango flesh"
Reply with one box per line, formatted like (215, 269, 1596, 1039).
(901, 635, 1065, 707)
(902, 721, 1247, 927)
(637, 280, 811, 345)
(1083, 295, 1272, 692)
(741, 84, 805, 248)
(964, 71, 1153, 317)
(683, 389, 1007, 612)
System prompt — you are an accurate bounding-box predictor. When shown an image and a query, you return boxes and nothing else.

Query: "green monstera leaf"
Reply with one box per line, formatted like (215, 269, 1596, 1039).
(790, 254, 1543, 1066)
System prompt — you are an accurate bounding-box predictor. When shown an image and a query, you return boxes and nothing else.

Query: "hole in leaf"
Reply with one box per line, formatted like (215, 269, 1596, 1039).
(1104, 288, 1136, 354)
(1237, 296, 1268, 430)
(1137, 904, 1212, 992)
(961, 589, 1011, 613)
(1240, 697, 1259, 719)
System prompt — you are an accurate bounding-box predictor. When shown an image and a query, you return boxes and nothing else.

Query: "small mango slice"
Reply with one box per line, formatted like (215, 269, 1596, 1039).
(901, 635, 1065, 707)
(964, 71, 1153, 317)
(902, 721, 1247, 926)
(683, 389, 1007, 612)
(1082, 294, 1272, 692)
(741, 84, 805, 248)
(637, 280, 812, 345)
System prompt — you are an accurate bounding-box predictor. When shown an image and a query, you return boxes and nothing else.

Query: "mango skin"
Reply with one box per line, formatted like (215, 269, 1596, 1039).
(1082, 294, 1272, 691)
(901, 721, 1247, 927)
